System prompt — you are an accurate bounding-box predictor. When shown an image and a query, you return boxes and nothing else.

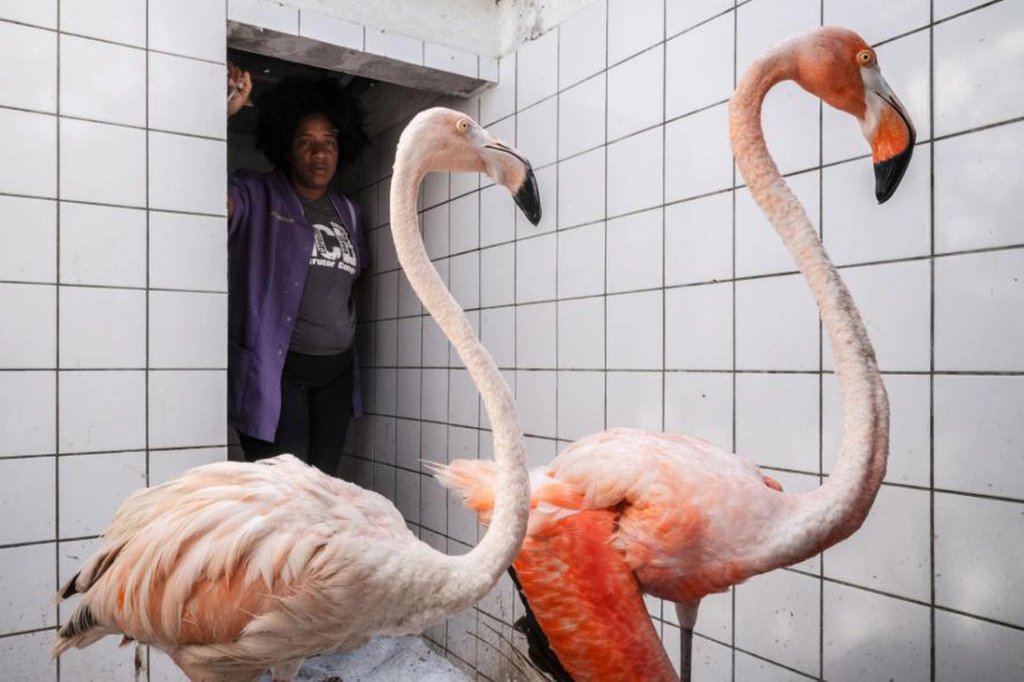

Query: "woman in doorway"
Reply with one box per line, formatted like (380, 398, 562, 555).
(226, 65, 369, 476)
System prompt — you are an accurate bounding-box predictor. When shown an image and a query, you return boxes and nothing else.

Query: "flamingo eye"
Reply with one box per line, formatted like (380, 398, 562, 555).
(856, 49, 875, 67)
(456, 118, 471, 132)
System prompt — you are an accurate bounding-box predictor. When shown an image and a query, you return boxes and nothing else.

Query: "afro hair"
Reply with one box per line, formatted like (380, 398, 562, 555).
(254, 75, 368, 171)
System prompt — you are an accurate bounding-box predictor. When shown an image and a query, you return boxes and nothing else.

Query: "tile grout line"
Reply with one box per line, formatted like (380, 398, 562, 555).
(817, 3, 826, 678)
(730, 2, 739, 679)
(54, 2, 63, 676)
(928, 1, 938, 679)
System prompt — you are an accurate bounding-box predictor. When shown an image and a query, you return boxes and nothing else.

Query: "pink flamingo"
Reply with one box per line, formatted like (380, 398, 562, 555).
(439, 26, 915, 681)
(51, 108, 541, 682)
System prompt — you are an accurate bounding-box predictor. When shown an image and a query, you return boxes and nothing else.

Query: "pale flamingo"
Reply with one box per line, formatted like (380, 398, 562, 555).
(51, 108, 541, 682)
(438, 27, 915, 681)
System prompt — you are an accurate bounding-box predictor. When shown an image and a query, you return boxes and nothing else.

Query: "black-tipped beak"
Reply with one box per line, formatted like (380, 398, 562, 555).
(870, 87, 916, 204)
(874, 143, 913, 204)
(514, 165, 542, 226)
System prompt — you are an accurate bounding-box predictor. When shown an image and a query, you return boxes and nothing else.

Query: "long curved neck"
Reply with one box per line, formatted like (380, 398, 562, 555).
(731, 49, 889, 571)
(388, 148, 530, 619)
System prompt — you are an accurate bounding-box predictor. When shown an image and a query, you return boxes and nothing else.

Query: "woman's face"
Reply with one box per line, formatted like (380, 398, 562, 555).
(288, 112, 339, 199)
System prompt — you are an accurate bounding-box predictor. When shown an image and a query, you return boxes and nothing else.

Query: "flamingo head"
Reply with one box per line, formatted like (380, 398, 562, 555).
(790, 27, 916, 203)
(398, 107, 542, 224)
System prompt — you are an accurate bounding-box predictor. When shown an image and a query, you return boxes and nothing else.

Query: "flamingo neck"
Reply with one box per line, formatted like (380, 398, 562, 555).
(388, 151, 530, 617)
(730, 49, 889, 569)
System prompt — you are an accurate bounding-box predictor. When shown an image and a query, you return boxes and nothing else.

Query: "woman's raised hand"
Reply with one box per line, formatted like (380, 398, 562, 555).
(227, 62, 252, 117)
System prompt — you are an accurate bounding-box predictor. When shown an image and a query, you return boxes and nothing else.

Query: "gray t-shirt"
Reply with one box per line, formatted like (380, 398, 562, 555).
(289, 194, 359, 355)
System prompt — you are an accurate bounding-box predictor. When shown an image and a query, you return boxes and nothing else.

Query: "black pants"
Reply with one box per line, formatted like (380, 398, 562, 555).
(239, 350, 353, 477)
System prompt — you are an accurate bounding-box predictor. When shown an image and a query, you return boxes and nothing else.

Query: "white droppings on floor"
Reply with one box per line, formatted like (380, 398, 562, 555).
(262, 636, 471, 682)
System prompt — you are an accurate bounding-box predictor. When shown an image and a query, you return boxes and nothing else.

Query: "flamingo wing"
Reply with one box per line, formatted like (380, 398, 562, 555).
(551, 428, 790, 601)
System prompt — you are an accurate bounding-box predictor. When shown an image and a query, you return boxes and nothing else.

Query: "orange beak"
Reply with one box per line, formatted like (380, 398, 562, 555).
(864, 73, 916, 204)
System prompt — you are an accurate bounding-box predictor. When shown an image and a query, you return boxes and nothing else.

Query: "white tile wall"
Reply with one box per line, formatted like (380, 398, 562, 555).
(0, 108, 57, 198)
(0, 372, 56, 457)
(60, 35, 146, 127)
(0, 283, 56, 368)
(0, 457, 55, 544)
(60, 203, 147, 287)
(0, 197, 56, 284)
(0, 543, 56, 635)
(59, 286, 146, 368)
(61, 118, 146, 206)
(58, 451, 146, 538)
(0, 21, 57, 113)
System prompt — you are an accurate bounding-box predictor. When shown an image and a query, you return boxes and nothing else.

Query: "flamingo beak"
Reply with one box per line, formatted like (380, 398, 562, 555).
(863, 71, 916, 204)
(482, 141, 542, 226)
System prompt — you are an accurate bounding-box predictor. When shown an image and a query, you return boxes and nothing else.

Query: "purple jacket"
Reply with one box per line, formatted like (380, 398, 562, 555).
(228, 169, 368, 441)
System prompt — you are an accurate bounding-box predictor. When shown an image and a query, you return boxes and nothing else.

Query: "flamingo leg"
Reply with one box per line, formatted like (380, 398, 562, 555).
(674, 601, 700, 682)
